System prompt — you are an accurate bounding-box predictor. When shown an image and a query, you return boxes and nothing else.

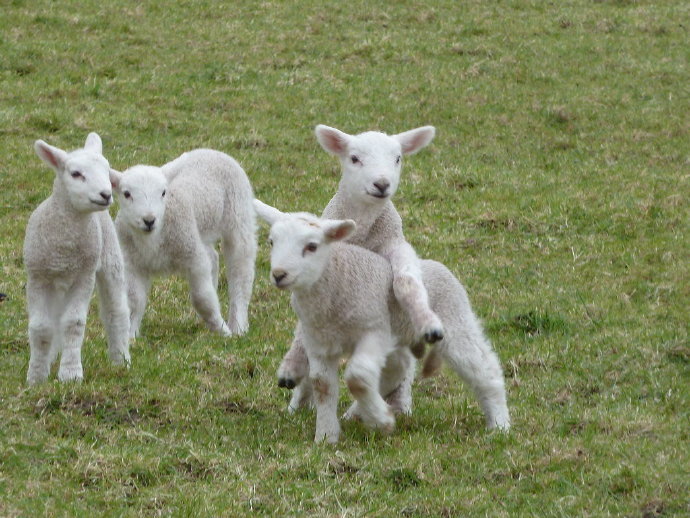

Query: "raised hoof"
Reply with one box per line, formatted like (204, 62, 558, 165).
(278, 377, 296, 389)
(424, 328, 444, 344)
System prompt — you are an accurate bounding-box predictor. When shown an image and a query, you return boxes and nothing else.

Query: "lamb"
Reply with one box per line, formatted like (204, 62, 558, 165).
(111, 149, 256, 338)
(278, 124, 442, 414)
(24, 133, 130, 384)
(255, 200, 510, 442)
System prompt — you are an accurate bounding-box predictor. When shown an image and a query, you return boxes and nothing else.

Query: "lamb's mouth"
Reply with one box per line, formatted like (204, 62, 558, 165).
(90, 199, 110, 207)
(274, 277, 294, 290)
(366, 190, 389, 199)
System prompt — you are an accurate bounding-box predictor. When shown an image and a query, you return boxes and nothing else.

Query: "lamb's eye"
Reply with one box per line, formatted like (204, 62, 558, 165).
(395, 155, 401, 165)
(71, 171, 83, 179)
(123, 191, 131, 199)
(304, 242, 318, 254)
(162, 190, 166, 198)
(350, 155, 360, 164)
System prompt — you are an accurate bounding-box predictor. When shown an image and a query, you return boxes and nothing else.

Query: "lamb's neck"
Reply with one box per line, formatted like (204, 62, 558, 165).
(47, 188, 95, 226)
(291, 252, 348, 320)
(331, 186, 387, 229)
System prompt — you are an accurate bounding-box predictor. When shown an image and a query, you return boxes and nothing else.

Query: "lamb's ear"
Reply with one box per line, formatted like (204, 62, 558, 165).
(34, 140, 68, 171)
(161, 152, 188, 184)
(253, 199, 284, 226)
(392, 126, 436, 155)
(323, 219, 356, 243)
(109, 169, 123, 191)
(315, 125, 351, 156)
(84, 132, 103, 154)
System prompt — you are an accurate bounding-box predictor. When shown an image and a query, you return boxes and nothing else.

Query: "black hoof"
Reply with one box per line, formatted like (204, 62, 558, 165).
(278, 377, 297, 390)
(424, 329, 444, 343)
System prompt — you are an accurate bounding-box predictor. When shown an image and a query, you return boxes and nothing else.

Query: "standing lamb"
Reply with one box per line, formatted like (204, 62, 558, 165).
(278, 124, 442, 414)
(24, 133, 130, 384)
(112, 149, 256, 338)
(255, 200, 510, 443)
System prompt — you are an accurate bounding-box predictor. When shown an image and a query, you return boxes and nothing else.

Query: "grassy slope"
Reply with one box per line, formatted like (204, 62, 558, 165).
(0, 0, 688, 516)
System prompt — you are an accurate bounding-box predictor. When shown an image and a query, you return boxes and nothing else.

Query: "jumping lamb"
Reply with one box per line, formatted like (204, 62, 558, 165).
(255, 200, 510, 443)
(24, 133, 130, 384)
(111, 149, 256, 338)
(278, 124, 443, 414)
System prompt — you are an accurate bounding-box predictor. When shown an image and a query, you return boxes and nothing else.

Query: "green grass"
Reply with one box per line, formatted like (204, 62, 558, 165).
(1, 0, 688, 516)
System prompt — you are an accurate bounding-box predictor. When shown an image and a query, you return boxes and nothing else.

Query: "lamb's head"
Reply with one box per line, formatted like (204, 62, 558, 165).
(111, 165, 168, 234)
(315, 124, 435, 204)
(34, 133, 114, 213)
(253, 199, 355, 291)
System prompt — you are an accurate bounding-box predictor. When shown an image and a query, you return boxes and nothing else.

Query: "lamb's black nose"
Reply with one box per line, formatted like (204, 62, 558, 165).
(373, 180, 390, 196)
(100, 191, 112, 204)
(143, 217, 155, 230)
(272, 269, 288, 285)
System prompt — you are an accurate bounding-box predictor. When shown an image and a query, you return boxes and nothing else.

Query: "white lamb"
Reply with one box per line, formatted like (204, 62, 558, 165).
(111, 149, 256, 338)
(278, 124, 443, 413)
(24, 133, 130, 384)
(255, 200, 510, 443)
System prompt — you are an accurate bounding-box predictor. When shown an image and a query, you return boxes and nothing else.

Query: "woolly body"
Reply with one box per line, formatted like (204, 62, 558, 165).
(256, 202, 510, 443)
(114, 149, 256, 337)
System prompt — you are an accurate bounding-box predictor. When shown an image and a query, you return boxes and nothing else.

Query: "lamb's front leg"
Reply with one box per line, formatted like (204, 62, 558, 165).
(187, 257, 231, 336)
(57, 276, 95, 382)
(307, 353, 340, 443)
(386, 241, 444, 344)
(344, 331, 395, 434)
(26, 279, 57, 385)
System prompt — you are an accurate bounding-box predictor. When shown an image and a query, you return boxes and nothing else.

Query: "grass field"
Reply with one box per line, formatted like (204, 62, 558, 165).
(1, 0, 688, 516)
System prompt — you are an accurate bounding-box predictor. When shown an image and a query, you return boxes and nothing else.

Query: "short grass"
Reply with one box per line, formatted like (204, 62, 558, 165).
(1, 0, 688, 516)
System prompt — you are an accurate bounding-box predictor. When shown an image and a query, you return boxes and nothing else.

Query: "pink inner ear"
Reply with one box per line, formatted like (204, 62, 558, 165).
(41, 147, 61, 169)
(320, 130, 348, 154)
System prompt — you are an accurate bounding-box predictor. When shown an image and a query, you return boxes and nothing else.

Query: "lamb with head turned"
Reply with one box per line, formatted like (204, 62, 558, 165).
(24, 133, 130, 384)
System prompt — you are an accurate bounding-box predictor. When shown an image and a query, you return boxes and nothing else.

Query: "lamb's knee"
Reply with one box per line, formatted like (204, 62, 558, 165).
(62, 317, 86, 340)
(29, 320, 53, 346)
(311, 376, 331, 404)
(345, 362, 378, 398)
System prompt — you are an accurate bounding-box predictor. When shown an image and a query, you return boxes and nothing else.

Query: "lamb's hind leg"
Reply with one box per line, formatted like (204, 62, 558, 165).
(96, 270, 130, 367)
(277, 323, 314, 413)
(439, 324, 510, 430)
(221, 224, 256, 336)
(26, 279, 58, 385)
(96, 221, 130, 365)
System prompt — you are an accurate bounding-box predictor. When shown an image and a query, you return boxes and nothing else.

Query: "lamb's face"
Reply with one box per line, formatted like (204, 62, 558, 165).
(116, 166, 168, 233)
(34, 133, 113, 213)
(338, 132, 403, 204)
(315, 125, 436, 206)
(267, 216, 332, 291)
(60, 150, 114, 213)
